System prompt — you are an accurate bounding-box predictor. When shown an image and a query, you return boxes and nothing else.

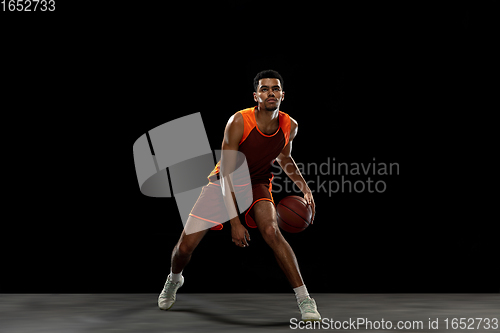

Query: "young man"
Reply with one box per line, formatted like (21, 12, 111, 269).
(158, 70, 321, 321)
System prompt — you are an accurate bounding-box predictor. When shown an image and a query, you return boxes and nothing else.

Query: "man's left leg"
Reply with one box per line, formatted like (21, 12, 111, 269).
(252, 200, 321, 321)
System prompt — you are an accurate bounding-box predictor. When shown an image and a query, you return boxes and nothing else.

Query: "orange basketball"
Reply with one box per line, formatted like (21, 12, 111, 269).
(276, 196, 313, 233)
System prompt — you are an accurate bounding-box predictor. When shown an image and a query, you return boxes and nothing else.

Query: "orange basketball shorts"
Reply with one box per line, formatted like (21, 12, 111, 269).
(188, 180, 274, 230)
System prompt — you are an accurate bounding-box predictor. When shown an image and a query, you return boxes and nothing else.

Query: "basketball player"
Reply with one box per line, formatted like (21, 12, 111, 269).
(158, 70, 321, 321)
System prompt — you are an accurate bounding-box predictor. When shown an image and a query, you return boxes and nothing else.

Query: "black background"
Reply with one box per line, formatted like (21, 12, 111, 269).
(1, 2, 497, 293)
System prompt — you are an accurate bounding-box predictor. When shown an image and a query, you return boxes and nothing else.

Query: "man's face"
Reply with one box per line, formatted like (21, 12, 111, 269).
(253, 78, 285, 111)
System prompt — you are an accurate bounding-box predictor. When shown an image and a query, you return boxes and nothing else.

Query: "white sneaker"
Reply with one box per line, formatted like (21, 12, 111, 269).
(298, 297, 321, 321)
(158, 274, 184, 310)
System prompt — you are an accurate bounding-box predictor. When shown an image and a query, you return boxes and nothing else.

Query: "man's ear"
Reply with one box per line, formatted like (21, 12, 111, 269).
(253, 92, 258, 103)
(281, 91, 285, 102)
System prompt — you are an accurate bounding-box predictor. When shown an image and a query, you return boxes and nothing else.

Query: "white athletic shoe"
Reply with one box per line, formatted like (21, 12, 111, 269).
(158, 274, 184, 310)
(298, 297, 321, 321)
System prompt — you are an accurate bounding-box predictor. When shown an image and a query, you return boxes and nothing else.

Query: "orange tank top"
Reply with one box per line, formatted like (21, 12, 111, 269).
(208, 106, 291, 185)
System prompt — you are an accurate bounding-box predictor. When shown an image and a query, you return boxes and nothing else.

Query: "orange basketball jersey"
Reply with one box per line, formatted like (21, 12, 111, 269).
(208, 106, 291, 185)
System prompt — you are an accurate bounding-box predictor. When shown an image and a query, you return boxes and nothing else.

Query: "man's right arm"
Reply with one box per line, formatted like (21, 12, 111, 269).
(220, 113, 251, 247)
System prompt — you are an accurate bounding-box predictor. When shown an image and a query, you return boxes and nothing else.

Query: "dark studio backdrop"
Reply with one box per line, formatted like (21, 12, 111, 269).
(1, 2, 497, 293)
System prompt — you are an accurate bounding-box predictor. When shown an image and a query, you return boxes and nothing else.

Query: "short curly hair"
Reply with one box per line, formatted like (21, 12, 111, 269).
(253, 69, 284, 92)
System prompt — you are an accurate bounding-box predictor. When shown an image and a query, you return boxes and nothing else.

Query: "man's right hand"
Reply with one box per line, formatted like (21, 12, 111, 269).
(230, 219, 250, 248)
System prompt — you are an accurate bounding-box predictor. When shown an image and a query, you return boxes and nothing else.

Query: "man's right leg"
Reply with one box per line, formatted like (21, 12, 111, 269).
(171, 216, 210, 274)
(159, 216, 209, 310)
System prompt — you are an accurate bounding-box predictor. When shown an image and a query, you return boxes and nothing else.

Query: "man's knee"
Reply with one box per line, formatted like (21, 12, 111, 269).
(261, 223, 281, 243)
(176, 239, 196, 257)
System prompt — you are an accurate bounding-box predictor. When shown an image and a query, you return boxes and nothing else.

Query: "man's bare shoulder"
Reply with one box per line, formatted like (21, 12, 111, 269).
(223, 112, 244, 146)
(229, 111, 244, 125)
(289, 115, 298, 139)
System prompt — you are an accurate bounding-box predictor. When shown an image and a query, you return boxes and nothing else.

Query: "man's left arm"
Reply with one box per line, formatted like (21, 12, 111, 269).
(275, 118, 315, 222)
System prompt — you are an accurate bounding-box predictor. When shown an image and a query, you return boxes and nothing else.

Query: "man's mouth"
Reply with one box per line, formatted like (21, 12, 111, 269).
(267, 98, 277, 103)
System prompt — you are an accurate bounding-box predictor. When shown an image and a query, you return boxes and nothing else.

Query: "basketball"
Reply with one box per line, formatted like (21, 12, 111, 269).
(276, 196, 313, 233)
